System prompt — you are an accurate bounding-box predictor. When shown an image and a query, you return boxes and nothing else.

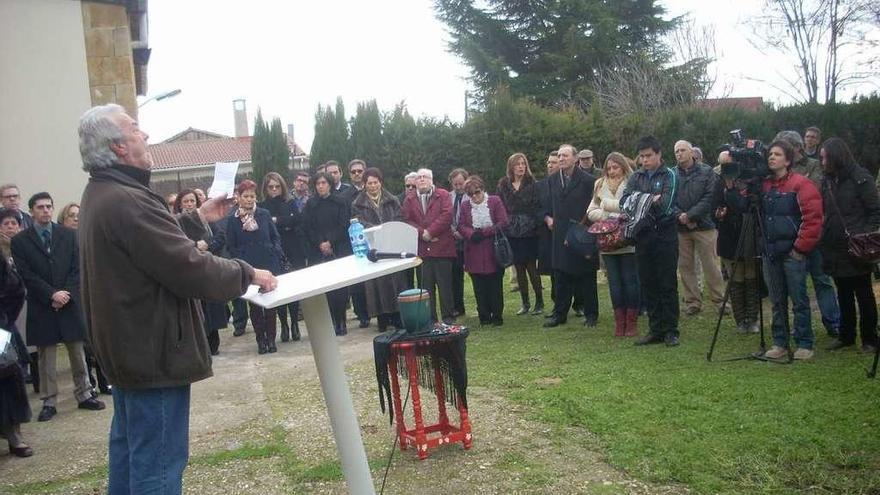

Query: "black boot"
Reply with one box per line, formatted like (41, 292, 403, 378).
(290, 319, 301, 341)
(29, 352, 39, 394)
(516, 292, 531, 316)
(280, 318, 291, 343)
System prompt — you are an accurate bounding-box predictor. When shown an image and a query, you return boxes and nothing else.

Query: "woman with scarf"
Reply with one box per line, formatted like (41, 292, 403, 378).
(259, 172, 304, 342)
(457, 175, 509, 326)
(587, 152, 639, 336)
(351, 168, 407, 331)
(303, 172, 352, 335)
(226, 180, 283, 354)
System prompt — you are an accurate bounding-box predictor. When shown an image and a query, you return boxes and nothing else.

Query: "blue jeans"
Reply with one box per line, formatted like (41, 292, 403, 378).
(603, 253, 640, 310)
(109, 385, 191, 495)
(807, 249, 841, 333)
(762, 254, 814, 350)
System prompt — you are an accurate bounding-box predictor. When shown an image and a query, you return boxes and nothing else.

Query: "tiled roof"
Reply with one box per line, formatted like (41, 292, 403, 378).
(696, 97, 764, 112)
(148, 136, 306, 170)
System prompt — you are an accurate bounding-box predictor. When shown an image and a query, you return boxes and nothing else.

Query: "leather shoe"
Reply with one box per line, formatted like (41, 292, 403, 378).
(543, 317, 566, 328)
(78, 397, 106, 411)
(634, 334, 663, 346)
(574, 308, 584, 317)
(583, 315, 598, 327)
(232, 327, 245, 337)
(9, 445, 33, 458)
(826, 339, 853, 351)
(37, 406, 56, 422)
(664, 334, 680, 347)
(358, 319, 370, 329)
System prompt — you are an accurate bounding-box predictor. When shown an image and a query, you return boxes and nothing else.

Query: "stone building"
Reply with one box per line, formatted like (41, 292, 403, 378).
(0, 0, 150, 205)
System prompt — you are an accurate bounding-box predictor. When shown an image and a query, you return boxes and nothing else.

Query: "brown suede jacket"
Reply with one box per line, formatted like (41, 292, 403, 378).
(79, 165, 254, 389)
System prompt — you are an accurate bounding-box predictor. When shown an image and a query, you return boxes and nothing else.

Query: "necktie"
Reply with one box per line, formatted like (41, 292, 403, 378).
(41, 230, 51, 252)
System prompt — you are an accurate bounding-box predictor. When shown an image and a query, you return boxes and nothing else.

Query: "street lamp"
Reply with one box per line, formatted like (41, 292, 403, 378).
(138, 88, 182, 108)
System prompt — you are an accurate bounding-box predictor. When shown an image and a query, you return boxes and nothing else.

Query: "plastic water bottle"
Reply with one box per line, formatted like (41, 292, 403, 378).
(349, 218, 370, 259)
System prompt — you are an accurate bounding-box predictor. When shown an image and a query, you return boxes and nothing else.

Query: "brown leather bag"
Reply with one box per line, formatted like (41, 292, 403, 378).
(826, 184, 880, 264)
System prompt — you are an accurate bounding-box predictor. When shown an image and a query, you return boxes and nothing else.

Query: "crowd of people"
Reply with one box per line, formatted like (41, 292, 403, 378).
(0, 106, 878, 481)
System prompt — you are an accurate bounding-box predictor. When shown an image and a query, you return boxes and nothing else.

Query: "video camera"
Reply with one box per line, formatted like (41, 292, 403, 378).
(718, 129, 769, 181)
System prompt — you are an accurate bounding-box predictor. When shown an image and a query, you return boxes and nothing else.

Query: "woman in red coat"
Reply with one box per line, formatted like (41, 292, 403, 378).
(457, 176, 508, 325)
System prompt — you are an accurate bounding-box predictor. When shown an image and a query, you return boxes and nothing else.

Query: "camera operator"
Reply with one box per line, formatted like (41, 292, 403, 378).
(714, 152, 760, 333)
(774, 131, 841, 338)
(724, 140, 823, 361)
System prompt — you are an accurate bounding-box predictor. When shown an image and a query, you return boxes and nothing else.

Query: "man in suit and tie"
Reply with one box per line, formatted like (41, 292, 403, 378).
(543, 145, 599, 328)
(11, 192, 105, 422)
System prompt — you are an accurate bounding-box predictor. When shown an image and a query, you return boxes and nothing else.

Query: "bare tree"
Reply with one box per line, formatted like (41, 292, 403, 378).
(665, 16, 729, 99)
(747, 0, 879, 103)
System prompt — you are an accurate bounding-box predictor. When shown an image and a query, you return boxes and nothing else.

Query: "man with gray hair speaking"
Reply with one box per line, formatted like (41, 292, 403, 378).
(77, 104, 276, 494)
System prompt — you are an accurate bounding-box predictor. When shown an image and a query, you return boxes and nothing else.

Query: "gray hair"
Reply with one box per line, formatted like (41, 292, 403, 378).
(692, 147, 703, 163)
(404, 171, 418, 181)
(416, 168, 433, 180)
(79, 104, 125, 172)
(773, 130, 804, 150)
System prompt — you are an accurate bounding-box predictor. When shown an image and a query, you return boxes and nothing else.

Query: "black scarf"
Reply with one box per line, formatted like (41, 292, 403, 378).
(111, 163, 151, 187)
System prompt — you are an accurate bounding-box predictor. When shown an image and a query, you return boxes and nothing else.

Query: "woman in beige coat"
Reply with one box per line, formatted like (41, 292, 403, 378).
(587, 152, 639, 336)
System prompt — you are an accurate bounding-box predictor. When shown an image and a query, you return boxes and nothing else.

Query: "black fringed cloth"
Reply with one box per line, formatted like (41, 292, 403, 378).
(373, 327, 469, 424)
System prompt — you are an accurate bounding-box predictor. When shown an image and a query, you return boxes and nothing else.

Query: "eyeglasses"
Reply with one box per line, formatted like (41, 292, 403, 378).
(1, 194, 19, 200)
(405, 185, 417, 189)
(350, 169, 364, 174)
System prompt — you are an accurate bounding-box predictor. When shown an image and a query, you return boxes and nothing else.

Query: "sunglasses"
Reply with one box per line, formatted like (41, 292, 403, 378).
(405, 185, 417, 189)
(267, 184, 282, 190)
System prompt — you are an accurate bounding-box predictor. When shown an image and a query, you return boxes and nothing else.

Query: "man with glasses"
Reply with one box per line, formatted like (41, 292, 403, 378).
(0, 184, 33, 229)
(348, 159, 366, 192)
(291, 171, 310, 213)
(398, 172, 418, 205)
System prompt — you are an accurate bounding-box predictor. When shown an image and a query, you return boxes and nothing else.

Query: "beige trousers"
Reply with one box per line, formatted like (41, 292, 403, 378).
(38, 341, 93, 406)
(678, 229, 725, 310)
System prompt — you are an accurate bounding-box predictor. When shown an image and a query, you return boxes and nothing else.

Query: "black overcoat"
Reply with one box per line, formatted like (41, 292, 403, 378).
(260, 196, 307, 269)
(547, 167, 597, 274)
(820, 162, 880, 278)
(10, 224, 86, 346)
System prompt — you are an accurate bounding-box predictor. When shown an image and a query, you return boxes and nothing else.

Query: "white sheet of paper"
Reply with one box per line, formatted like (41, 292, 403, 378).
(208, 161, 239, 198)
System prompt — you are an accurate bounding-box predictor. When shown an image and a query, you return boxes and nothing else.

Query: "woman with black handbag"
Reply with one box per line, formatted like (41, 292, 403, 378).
(457, 176, 509, 326)
(819, 138, 880, 353)
(497, 153, 544, 316)
(259, 172, 304, 342)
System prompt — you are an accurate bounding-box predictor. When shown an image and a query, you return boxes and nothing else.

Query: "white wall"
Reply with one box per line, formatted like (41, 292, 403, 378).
(0, 0, 92, 207)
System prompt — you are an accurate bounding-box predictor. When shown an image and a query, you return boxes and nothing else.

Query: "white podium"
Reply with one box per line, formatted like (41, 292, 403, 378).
(244, 244, 419, 495)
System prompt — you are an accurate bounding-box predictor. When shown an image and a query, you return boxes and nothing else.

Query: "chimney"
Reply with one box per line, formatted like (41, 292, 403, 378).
(287, 124, 294, 142)
(232, 99, 248, 138)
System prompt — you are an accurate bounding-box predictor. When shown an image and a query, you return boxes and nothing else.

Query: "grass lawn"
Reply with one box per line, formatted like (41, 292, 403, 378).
(463, 274, 880, 494)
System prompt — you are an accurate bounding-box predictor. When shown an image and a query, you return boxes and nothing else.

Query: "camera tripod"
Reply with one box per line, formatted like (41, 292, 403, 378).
(707, 191, 792, 364)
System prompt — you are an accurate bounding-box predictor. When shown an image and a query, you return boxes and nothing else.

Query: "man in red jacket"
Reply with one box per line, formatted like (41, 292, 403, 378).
(402, 168, 456, 324)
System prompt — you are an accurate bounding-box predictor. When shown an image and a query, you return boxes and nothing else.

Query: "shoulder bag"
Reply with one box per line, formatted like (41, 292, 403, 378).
(826, 182, 880, 264)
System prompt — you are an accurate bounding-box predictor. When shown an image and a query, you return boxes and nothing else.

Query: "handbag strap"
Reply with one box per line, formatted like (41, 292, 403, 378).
(824, 180, 852, 237)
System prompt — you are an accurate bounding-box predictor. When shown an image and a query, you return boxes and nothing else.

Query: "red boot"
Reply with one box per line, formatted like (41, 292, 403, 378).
(614, 309, 626, 337)
(624, 309, 639, 336)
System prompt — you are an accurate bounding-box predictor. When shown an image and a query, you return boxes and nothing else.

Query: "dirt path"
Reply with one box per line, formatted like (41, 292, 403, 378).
(0, 320, 688, 495)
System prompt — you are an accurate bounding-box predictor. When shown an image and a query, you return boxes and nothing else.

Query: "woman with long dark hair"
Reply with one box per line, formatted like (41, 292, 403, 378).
(303, 172, 352, 335)
(259, 172, 305, 342)
(351, 168, 407, 331)
(819, 137, 880, 353)
(497, 153, 544, 315)
(226, 180, 283, 354)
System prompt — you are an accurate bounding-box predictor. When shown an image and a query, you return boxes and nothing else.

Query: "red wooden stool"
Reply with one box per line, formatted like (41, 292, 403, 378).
(388, 339, 472, 459)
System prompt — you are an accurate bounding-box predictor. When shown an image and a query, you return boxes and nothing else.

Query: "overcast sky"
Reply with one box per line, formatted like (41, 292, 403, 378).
(139, 0, 879, 152)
